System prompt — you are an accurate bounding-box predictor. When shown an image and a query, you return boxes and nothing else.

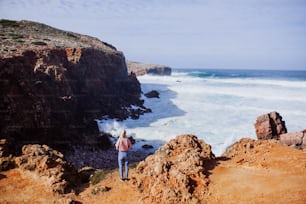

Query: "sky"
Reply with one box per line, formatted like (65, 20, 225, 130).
(1, 0, 306, 70)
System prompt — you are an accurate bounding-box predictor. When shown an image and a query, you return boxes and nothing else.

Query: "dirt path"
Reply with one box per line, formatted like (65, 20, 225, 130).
(0, 168, 143, 204)
(0, 169, 63, 204)
(208, 163, 306, 204)
(77, 169, 143, 204)
(207, 142, 306, 204)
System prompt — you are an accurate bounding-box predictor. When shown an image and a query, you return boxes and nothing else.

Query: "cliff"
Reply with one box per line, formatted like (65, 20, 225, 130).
(126, 60, 172, 76)
(0, 19, 149, 152)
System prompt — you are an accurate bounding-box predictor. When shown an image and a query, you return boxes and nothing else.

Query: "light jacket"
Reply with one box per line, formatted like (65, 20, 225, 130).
(115, 138, 132, 152)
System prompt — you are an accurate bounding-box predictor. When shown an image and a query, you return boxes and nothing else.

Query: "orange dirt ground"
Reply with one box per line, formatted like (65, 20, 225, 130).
(0, 141, 306, 204)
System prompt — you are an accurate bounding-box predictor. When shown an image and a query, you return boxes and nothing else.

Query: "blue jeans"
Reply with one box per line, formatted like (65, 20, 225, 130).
(118, 151, 129, 179)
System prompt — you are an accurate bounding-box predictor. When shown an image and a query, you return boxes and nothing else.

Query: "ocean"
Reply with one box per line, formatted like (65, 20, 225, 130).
(97, 68, 306, 156)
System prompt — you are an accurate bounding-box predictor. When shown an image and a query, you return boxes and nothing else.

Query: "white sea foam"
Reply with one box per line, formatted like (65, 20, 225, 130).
(97, 71, 306, 156)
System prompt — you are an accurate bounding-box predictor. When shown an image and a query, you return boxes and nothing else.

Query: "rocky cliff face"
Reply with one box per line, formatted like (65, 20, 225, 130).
(126, 60, 172, 76)
(0, 20, 148, 152)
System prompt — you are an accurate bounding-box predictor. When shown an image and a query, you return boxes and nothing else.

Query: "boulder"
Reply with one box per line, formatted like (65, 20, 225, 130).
(280, 130, 306, 149)
(142, 144, 154, 149)
(15, 144, 80, 194)
(144, 90, 160, 98)
(254, 111, 287, 140)
(136, 134, 215, 204)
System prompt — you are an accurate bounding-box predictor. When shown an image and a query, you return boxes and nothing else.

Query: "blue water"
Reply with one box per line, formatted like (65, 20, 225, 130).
(98, 68, 306, 156)
(176, 68, 306, 81)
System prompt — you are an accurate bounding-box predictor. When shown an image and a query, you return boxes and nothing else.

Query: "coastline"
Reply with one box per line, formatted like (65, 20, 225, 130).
(67, 68, 306, 169)
(112, 69, 306, 156)
(1, 19, 305, 203)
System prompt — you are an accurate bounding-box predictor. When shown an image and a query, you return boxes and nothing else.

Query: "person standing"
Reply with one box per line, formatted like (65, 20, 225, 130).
(115, 129, 132, 181)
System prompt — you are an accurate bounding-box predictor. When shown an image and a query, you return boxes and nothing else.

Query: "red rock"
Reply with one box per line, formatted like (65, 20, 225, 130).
(254, 111, 287, 140)
(279, 129, 306, 149)
(280, 132, 303, 146)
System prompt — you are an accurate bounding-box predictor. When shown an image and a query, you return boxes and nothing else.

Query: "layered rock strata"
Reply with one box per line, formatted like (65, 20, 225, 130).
(0, 20, 148, 152)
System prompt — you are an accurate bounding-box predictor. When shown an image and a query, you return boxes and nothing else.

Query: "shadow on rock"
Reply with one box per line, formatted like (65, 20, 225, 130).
(203, 156, 230, 178)
(0, 173, 6, 180)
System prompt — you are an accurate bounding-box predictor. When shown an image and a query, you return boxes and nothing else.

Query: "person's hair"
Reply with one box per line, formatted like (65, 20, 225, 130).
(120, 129, 127, 138)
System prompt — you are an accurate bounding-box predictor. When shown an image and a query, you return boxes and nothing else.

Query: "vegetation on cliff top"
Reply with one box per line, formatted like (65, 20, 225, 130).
(0, 19, 117, 58)
(0, 19, 18, 27)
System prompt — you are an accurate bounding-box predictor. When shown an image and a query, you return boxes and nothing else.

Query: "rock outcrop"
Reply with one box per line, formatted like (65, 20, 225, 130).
(15, 144, 79, 194)
(0, 139, 15, 171)
(0, 19, 149, 152)
(254, 111, 287, 140)
(222, 138, 272, 161)
(254, 111, 306, 149)
(136, 134, 215, 204)
(279, 130, 306, 149)
(0, 139, 9, 157)
(126, 60, 171, 76)
(144, 90, 160, 98)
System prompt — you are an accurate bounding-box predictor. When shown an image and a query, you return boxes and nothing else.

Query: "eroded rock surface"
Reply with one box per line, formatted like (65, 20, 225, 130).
(15, 144, 79, 194)
(136, 134, 215, 204)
